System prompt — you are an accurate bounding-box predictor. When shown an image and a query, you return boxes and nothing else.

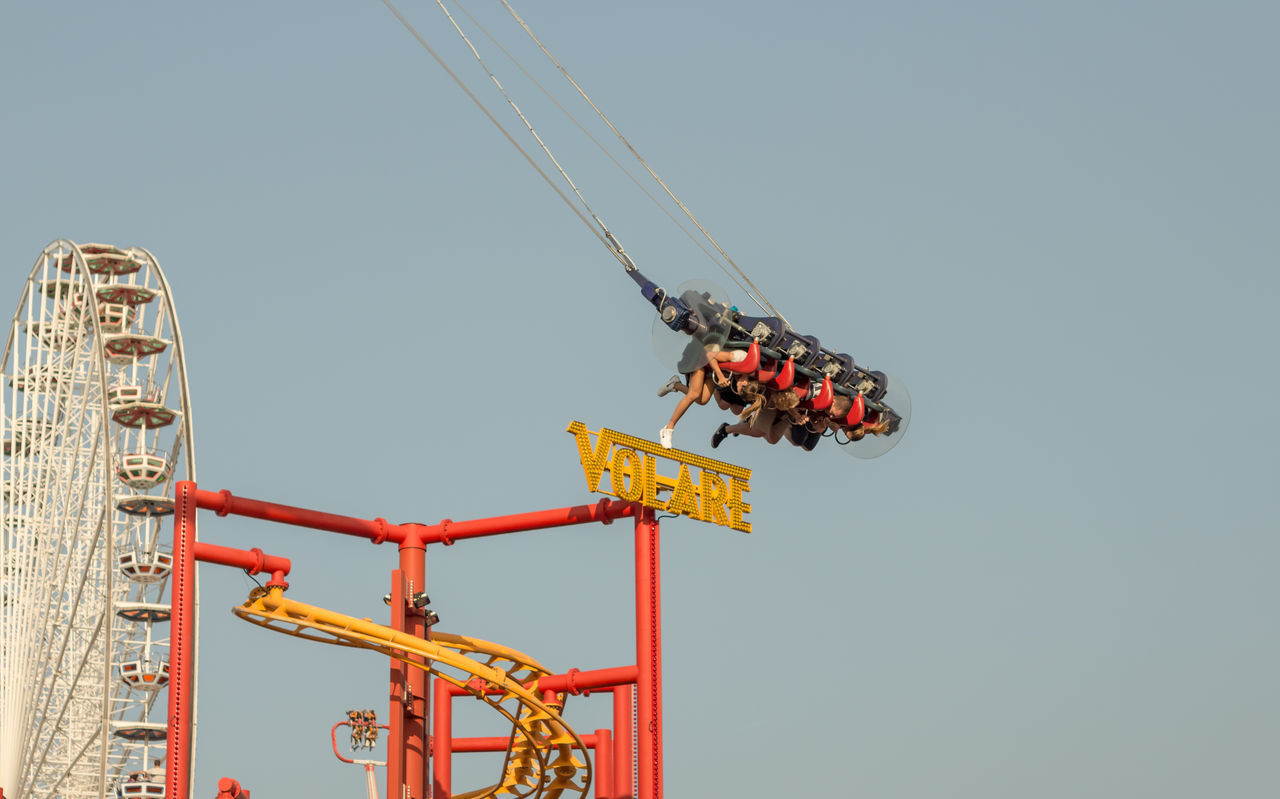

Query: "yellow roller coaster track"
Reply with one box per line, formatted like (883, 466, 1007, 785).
(233, 587, 591, 799)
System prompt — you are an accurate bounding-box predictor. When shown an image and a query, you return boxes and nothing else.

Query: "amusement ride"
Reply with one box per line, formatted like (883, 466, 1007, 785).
(1, 3, 909, 799)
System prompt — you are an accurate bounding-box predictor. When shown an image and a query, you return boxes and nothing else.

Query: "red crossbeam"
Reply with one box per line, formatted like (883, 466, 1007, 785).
(189, 488, 636, 546)
(442, 665, 640, 698)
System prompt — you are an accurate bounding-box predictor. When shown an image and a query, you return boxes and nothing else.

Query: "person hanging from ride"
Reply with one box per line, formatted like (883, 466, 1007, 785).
(709, 376, 801, 448)
(655, 343, 749, 449)
(709, 383, 893, 451)
(832, 403, 892, 441)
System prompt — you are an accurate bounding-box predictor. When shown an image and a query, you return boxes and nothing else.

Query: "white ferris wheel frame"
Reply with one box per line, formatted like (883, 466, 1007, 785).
(0, 240, 197, 799)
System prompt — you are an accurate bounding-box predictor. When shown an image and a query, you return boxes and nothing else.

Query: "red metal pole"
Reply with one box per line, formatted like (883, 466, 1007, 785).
(387, 570, 406, 799)
(400, 527, 430, 799)
(594, 729, 614, 799)
(634, 509, 662, 799)
(167, 481, 198, 799)
(612, 686, 634, 799)
(432, 676, 452, 798)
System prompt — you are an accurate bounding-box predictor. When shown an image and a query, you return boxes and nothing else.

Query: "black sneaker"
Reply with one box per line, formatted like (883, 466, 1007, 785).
(710, 423, 730, 449)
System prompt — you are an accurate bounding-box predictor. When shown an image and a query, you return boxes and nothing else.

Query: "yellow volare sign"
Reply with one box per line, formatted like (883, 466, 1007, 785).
(567, 421, 753, 533)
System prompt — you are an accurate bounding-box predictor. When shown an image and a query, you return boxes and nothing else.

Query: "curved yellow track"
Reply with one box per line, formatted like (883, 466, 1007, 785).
(232, 588, 590, 799)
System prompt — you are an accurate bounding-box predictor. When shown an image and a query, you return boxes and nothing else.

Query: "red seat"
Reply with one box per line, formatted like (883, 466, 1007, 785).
(844, 393, 866, 426)
(757, 357, 779, 382)
(768, 358, 795, 390)
(790, 377, 809, 400)
(800, 376, 834, 410)
(720, 341, 760, 374)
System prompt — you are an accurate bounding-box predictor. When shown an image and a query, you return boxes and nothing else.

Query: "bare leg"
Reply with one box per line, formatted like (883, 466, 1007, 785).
(723, 421, 759, 438)
(665, 368, 708, 430)
(724, 409, 786, 445)
(763, 416, 791, 445)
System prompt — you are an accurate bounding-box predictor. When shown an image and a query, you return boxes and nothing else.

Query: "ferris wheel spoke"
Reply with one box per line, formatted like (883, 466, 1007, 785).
(38, 721, 104, 799)
(22, 455, 111, 740)
(23, 605, 108, 783)
(25, 508, 110, 738)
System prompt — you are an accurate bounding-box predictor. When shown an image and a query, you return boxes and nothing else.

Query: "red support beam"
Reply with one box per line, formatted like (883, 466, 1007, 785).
(400, 528, 430, 799)
(613, 684, 635, 799)
(446, 736, 513, 753)
(188, 488, 635, 547)
(386, 570, 406, 799)
(191, 488, 406, 543)
(443, 734, 607, 753)
(167, 481, 198, 799)
(191, 541, 290, 577)
(594, 729, 614, 799)
(535, 665, 639, 696)
(635, 509, 662, 799)
(440, 665, 640, 699)
(431, 677, 453, 799)
(416, 501, 636, 546)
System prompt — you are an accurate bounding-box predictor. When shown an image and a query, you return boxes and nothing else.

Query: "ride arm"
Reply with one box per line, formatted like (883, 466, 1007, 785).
(628, 267, 702, 336)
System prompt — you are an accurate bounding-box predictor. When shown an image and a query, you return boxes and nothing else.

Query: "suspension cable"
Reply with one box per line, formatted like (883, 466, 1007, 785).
(433, 1, 614, 238)
(497, 0, 793, 329)
(431, 0, 642, 271)
(384, 0, 791, 325)
(379, 0, 634, 270)
(450, 0, 753, 294)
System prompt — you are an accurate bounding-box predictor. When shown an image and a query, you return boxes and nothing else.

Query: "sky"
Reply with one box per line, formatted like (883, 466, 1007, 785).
(2, 1, 1278, 797)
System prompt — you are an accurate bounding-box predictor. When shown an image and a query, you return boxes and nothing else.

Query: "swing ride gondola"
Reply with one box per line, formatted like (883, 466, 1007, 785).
(388, 0, 912, 457)
(634, 271, 910, 456)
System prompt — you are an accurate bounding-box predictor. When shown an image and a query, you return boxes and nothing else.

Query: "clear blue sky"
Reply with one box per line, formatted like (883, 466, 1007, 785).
(3, 1, 1277, 796)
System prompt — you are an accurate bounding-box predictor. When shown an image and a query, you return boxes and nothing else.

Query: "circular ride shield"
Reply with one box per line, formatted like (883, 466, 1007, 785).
(841, 372, 912, 459)
(650, 279, 734, 374)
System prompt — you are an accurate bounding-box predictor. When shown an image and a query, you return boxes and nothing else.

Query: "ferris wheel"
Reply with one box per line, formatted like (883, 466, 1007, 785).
(0, 241, 196, 799)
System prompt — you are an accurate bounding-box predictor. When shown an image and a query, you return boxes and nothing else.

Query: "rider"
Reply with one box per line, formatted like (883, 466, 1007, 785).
(656, 347, 747, 449)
